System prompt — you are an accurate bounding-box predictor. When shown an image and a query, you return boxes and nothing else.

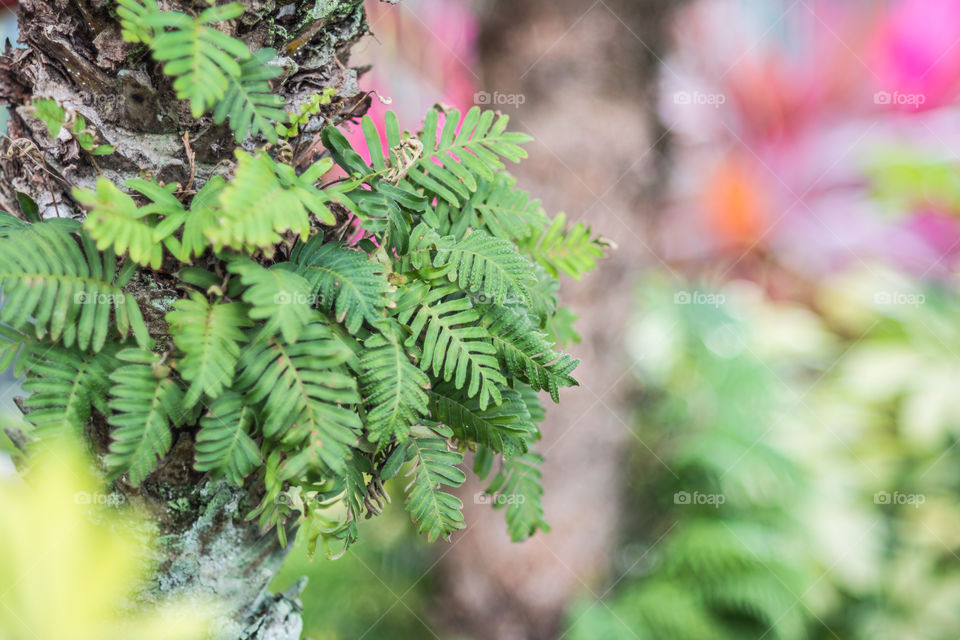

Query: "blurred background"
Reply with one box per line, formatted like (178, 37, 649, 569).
(7, 0, 960, 638)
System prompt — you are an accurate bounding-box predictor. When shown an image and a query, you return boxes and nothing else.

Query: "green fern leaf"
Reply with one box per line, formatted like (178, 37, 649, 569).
(395, 282, 505, 410)
(226, 257, 314, 343)
(22, 342, 121, 438)
(105, 348, 187, 486)
(402, 424, 466, 542)
(235, 319, 361, 477)
(0, 221, 149, 351)
(117, 0, 158, 43)
(480, 305, 578, 402)
(176, 175, 225, 262)
(430, 173, 548, 242)
(485, 452, 549, 542)
(358, 322, 431, 448)
(166, 292, 252, 408)
(524, 213, 608, 280)
(208, 152, 337, 253)
(0, 325, 29, 376)
(427, 385, 536, 457)
(195, 392, 262, 485)
(410, 225, 537, 307)
(290, 238, 392, 334)
(75, 178, 163, 269)
(144, 3, 250, 118)
(214, 48, 286, 143)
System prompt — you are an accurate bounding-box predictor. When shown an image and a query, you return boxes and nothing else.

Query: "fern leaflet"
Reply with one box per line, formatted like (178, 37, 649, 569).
(195, 392, 262, 485)
(166, 292, 252, 408)
(214, 48, 287, 144)
(105, 349, 187, 486)
(403, 424, 466, 542)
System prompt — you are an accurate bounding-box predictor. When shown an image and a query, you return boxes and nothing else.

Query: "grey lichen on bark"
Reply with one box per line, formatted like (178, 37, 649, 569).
(0, 1, 378, 638)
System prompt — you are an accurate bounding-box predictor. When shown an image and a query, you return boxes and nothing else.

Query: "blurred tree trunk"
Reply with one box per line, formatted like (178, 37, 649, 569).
(0, 1, 373, 638)
(434, 1, 680, 638)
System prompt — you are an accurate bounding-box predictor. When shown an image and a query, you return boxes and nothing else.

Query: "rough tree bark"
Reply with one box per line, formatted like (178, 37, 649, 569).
(0, 1, 378, 638)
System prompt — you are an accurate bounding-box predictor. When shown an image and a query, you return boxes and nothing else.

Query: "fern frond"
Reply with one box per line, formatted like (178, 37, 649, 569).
(324, 107, 532, 207)
(410, 225, 537, 307)
(358, 322, 431, 449)
(430, 174, 548, 242)
(226, 257, 314, 343)
(116, 0, 159, 44)
(21, 342, 120, 438)
(524, 213, 608, 280)
(486, 452, 549, 542)
(214, 48, 286, 144)
(176, 175, 225, 261)
(403, 424, 466, 542)
(144, 3, 250, 118)
(209, 152, 337, 253)
(481, 305, 578, 402)
(194, 391, 262, 485)
(75, 178, 163, 269)
(0, 221, 149, 351)
(166, 292, 252, 408)
(395, 283, 505, 410)
(428, 385, 536, 457)
(235, 320, 361, 477)
(290, 237, 392, 334)
(105, 348, 187, 486)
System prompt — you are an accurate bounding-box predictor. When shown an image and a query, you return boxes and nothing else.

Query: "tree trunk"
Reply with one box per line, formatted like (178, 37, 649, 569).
(0, 1, 374, 637)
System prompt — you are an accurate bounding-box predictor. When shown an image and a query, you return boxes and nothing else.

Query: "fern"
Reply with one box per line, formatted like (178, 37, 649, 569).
(194, 392, 262, 485)
(165, 292, 252, 408)
(143, 3, 250, 118)
(234, 319, 361, 478)
(214, 48, 287, 144)
(402, 424, 466, 542)
(409, 225, 538, 306)
(75, 178, 166, 269)
(105, 348, 187, 486)
(0, 220, 149, 351)
(290, 237, 392, 334)
(358, 322, 431, 449)
(395, 282, 506, 410)
(226, 257, 314, 343)
(481, 305, 578, 402)
(116, 0, 158, 44)
(524, 213, 608, 280)
(485, 452, 549, 542)
(427, 385, 536, 457)
(21, 343, 120, 438)
(429, 173, 549, 242)
(209, 153, 338, 254)
(175, 176, 225, 262)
